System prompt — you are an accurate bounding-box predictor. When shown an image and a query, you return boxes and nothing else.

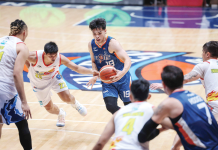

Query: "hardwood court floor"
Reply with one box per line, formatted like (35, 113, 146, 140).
(0, 4, 217, 150)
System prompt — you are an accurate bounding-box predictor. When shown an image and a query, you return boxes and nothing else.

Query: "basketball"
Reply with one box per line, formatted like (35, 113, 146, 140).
(99, 65, 116, 83)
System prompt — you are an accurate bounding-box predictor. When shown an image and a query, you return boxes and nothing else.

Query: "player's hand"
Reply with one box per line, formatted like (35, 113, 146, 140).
(92, 70, 99, 77)
(150, 83, 163, 90)
(87, 76, 98, 89)
(110, 68, 125, 83)
(21, 102, 32, 120)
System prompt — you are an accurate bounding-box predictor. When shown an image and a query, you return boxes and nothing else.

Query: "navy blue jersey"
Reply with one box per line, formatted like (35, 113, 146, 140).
(91, 36, 125, 71)
(170, 90, 218, 150)
(91, 36, 131, 102)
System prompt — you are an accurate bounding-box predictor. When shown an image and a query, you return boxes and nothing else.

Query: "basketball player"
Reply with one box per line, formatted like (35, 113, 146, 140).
(150, 42, 218, 149)
(87, 18, 132, 114)
(138, 66, 218, 150)
(26, 41, 98, 127)
(0, 19, 32, 149)
(92, 79, 168, 150)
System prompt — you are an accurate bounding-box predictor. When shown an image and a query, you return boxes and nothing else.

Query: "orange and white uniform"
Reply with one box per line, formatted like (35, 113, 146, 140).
(110, 102, 153, 150)
(192, 59, 218, 120)
(28, 50, 68, 107)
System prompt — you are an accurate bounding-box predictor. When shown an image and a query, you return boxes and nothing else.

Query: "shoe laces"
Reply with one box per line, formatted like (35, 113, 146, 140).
(58, 113, 65, 123)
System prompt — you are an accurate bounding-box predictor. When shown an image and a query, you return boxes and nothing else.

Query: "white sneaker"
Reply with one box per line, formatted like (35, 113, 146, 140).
(72, 100, 87, 116)
(56, 108, 66, 127)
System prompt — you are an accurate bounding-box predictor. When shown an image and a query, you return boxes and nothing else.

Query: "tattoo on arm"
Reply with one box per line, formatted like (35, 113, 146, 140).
(184, 71, 199, 82)
(154, 104, 163, 116)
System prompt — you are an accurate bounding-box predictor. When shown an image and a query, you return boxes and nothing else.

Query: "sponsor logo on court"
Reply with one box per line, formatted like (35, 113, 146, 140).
(23, 51, 202, 93)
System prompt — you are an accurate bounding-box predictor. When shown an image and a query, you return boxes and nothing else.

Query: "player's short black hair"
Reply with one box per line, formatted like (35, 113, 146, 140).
(161, 65, 183, 90)
(44, 42, 58, 54)
(203, 41, 218, 58)
(89, 18, 106, 30)
(130, 79, 150, 101)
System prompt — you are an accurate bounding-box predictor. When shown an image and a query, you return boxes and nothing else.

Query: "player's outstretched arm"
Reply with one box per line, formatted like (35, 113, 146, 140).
(150, 83, 163, 90)
(92, 114, 116, 150)
(61, 54, 99, 75)
(14, 43, 32, 120)
(88, 41, 98, 73)
(184, 71, 201, 84)
(27, 51, 37, 64)
(108, 39, 131, 82)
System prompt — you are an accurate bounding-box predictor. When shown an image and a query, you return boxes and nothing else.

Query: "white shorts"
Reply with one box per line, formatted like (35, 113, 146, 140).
(207, 101, 218, 121)
(31, 76, 68, 107)
(0, 93, 24, 125)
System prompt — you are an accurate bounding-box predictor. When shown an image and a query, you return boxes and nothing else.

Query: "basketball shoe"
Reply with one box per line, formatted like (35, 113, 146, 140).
(72, 100, 87, 116)
(56, 108, 66, 127)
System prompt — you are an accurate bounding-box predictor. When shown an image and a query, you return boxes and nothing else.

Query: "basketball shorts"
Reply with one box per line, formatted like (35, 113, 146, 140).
(0, 93, 24, 125)
(30, 74, 68, 107)
(102, 72, 131, 102)
(207, 101, 218, 121)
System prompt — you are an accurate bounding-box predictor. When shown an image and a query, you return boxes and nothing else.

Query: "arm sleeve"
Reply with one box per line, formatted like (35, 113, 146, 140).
(138, 118, 160, 143)
(192, 62, 209, 79)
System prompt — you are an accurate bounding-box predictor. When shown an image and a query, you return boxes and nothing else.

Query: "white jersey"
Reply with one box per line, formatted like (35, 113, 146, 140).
(0, 36, 24, 97)
(193, 59, 218, 102)
(110, 102, 154, 150)
(27, 50, 61, 85)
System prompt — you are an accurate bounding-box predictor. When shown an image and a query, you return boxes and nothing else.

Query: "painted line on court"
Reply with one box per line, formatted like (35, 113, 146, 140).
(28, 102, 105, 106)
(3, 128, 101, 136)
(30, 119, 107, 124)
(130, 13, 218, 20)
(73, 9, 107, 26)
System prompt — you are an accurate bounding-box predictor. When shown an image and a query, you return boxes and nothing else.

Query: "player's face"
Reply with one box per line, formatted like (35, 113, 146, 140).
(46, 53, 57, 62)
(92, 28, 106, 43)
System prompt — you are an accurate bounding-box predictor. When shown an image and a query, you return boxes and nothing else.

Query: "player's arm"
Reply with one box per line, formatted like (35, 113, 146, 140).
(138, 99, 172, 143)
(27, 51, 37, 64)
(14, 43, 31, 119)
(61, 54, 98, 75)
(184, 63, 207, 84)
(87, 42, 99, 89)
(92, 113, 116, 150)
(108, 39, 131, 82)
(184, 71, 201, 84)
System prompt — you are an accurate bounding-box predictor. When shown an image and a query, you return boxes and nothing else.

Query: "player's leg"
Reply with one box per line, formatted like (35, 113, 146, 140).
(44, 100, 59, 115)
(102, 83, 119, 114)
(44, 100, 66, 127)
(57, 90, 87, 116)
(171, 134, 182, 150)
(15, 119, 32, 150)
(104, 97, 120, 114)
(53, 77, 87, 116)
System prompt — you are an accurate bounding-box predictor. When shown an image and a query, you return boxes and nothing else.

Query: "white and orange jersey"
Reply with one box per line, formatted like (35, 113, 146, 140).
(110, 102, 153, 150)
(193, 59, 218, 102)
(0, 36, 24, 96)
(27, 50, 61, 85)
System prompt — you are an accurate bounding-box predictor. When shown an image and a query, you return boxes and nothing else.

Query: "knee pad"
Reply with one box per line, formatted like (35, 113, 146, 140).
(104, 97, 120, 114)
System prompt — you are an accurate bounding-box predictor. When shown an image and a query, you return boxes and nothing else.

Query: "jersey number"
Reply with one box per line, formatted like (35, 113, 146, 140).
(123, 90, 130, 98)
(59, 82, 67, 89)
(122, 118, 136, 135)
(0, 51, 4, 62)
(197, 102, 212, 125)
(106, 60, 115, 66)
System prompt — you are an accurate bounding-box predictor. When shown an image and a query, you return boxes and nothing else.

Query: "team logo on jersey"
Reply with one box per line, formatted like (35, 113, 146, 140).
(96, 52, 111, 63)
(22, 51, 203, 93)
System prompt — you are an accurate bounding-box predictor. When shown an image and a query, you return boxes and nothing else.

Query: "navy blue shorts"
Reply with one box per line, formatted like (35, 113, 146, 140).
(102, 72, 131, 102)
